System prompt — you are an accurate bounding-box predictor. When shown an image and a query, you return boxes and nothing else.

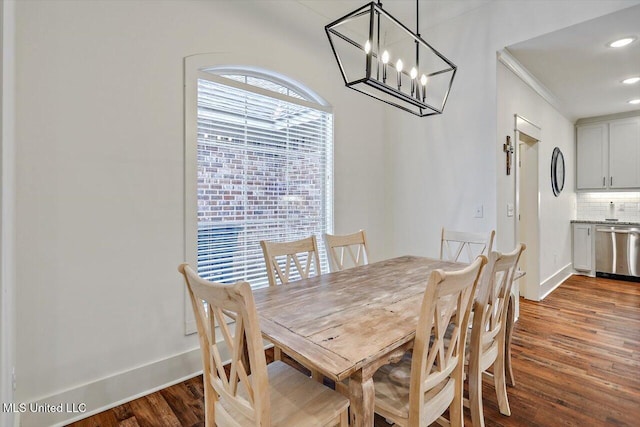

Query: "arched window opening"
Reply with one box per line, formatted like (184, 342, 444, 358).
(193, 67, 334, 290)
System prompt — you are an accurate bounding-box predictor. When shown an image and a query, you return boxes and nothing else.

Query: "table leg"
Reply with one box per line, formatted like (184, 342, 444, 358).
(505, 294, 516, 387)
(349, 369, 375, 427)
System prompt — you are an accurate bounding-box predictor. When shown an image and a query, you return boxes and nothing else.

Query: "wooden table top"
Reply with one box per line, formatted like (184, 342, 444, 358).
(253, 255, 464, 382)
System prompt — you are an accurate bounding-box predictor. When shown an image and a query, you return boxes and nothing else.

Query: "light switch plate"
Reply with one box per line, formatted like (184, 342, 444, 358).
(507, 203, 514, 217)
(474, 204, 484, 218)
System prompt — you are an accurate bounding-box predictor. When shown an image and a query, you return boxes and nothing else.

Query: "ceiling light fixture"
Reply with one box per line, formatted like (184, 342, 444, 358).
(629, 99, 640, 105)
(608, 37, 636, 48)
(325, 0, 457, 117)
(622, 76, 640, 85)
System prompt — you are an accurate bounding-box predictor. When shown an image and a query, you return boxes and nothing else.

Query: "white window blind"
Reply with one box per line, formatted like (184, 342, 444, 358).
(196, 72, 333, 288)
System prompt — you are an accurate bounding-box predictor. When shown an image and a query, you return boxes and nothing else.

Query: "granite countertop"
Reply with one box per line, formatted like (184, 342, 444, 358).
(571, 219, 640, 226)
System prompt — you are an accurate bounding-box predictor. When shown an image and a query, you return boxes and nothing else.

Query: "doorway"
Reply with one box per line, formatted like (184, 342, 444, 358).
(514, 115, 541, 301)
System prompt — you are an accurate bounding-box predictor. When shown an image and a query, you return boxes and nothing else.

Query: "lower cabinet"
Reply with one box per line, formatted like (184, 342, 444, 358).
(572, 223, 595, 276)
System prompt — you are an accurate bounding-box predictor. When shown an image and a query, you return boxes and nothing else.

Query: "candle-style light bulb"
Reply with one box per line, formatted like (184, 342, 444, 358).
(381, 50, 389, 64)
(396, 59, 404, 90)
(410, 68, 418, 95)
(420, 74, 428, 102)
(364, 40, 372, 54)
(382, 50, 390, 83)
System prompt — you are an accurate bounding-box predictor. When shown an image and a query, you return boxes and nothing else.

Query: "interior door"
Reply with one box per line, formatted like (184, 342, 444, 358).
(514, 114, 541, 302)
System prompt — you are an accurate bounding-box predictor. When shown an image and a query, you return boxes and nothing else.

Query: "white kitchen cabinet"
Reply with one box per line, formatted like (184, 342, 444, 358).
(576, 116, 640, 190)
(576, 123, 608, 189)
(572, 223, 594, 275)
(609, 117, 640, 188)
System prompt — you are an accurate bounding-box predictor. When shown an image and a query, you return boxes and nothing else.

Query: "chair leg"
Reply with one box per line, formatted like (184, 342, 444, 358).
(468, 363, 485, 427)
(505, 294, 516, 387)
(494, 335, 511, 416)
(204, 377, 216, 427)
(449, 369, 465, 427)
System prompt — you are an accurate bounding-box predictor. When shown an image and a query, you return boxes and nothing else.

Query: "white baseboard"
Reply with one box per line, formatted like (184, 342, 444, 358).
(17, 334, 273, 427)
(539, 263, 573, 300)
(18, 348, 202, 427)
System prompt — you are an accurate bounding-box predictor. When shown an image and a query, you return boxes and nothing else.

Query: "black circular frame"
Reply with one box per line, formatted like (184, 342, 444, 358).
(551, 147, 565, 197)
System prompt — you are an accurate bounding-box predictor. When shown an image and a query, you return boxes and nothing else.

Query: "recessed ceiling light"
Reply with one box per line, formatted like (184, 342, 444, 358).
(622, 77, 640, 85)
(629, 99, 640, 105)
(608, 37, 636, 48)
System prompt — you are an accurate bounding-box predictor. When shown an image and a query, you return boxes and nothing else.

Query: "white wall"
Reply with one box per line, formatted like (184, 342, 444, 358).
(497, 62, 576, 299)
(13, 1, 388, 424)
(1, 1, 16, 426)
(10, 0, 640, 425)
(386, 0, 637, 259)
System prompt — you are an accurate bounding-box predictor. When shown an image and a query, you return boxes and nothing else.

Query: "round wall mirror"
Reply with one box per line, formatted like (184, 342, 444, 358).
(551, 147, 565, 196)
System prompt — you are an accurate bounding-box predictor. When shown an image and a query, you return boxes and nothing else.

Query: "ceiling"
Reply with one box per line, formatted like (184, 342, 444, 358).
(297, 0, 493, 32)
(506, 4, 640, 122)
(300, 0, 640, 123)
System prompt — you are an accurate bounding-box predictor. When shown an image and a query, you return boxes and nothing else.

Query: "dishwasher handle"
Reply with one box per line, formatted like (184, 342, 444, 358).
(596, 228, 640, 234)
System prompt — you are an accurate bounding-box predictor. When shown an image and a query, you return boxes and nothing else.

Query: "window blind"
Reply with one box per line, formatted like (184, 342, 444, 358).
(196, 74, 333, 288)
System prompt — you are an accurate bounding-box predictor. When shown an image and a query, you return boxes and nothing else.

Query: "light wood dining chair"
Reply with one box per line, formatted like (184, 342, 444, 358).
(260, 236, 322, 371)
(323, 230, 369, 272)
(260, 236, 321, 287)
(372, 255, 487, 427)
(178, 263, 349, 427)
(440, 228, 495, 263)
(467, 244, 525, 427)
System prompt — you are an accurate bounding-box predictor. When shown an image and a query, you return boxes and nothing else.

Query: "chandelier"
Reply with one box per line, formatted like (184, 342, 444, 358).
(325, 1, 457, 117)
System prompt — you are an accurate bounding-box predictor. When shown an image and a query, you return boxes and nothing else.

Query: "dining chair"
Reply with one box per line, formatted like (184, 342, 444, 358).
(440, 228, 495, 263)
(323, 230, 369, 272)
(260, 235, 322, 372)
(372, 255, 487, 427)
(260, 236, 321, 287)
(178, 263, 349, 427)
(467, 244, 525, 427)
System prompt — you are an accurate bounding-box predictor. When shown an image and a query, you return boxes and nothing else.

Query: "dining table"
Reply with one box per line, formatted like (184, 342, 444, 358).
(252, 255, 468, 427)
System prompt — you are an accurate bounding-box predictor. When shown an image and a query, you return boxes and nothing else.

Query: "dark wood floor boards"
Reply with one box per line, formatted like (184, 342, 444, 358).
(67, 274, 640, 427)
(504, 275, 640, 426)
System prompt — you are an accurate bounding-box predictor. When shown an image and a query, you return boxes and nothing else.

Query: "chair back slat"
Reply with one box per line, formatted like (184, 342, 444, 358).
(324, 230, 369, 272)
(440, 228, 495, 263)
(261, 236, 321, 286)
(178, 263, 270, 426)
(408, 256, 486, 426)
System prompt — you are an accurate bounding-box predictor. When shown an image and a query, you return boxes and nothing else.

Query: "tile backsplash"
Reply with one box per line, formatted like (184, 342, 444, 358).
(576, 192, 640, 222)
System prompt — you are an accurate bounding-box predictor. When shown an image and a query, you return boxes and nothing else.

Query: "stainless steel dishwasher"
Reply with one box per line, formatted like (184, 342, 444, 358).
(595, 225, 640, 278)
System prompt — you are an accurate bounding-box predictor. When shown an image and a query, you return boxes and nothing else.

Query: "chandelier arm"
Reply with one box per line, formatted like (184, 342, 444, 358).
(416, 0, 420, 36)
(415, 0, 420, 70)
(367, 3, 374, 79)
(376, 7, 381, 80)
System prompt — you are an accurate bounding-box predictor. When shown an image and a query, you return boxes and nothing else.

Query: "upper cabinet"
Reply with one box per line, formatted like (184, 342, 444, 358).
(576, 123, 607, 189)
(609, 118, 640, 188)
(576, 116, 640, 190)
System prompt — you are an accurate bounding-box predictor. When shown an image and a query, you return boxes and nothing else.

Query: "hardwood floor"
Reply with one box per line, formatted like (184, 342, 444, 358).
(67, 274, 640, 427)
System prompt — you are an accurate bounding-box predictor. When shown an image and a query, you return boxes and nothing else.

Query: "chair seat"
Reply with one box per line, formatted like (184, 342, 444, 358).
(218, 361, 349, 427)
(373, 354, 455, 423)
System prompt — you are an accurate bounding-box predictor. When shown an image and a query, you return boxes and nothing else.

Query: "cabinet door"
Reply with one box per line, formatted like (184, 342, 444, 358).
(577, 123, 607, 189)
(573, 224, 593, 272)
(609, 117, 640, 189)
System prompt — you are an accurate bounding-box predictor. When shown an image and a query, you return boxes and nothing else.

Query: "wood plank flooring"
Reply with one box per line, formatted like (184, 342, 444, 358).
(67, 274, 640, 426)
